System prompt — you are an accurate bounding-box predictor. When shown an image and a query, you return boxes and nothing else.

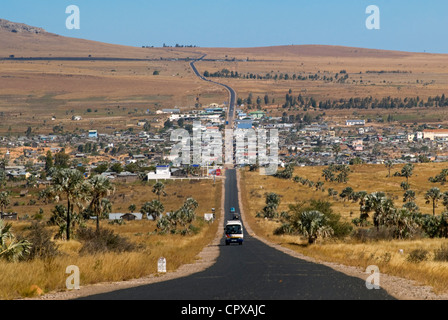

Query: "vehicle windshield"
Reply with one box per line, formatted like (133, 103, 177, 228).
(226, 225, 242, 234)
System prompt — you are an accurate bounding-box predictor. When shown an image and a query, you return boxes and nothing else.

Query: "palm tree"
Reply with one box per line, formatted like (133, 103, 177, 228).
(401, 163, 414, 183)
(152, 182, 166, 201)
(335, 165, 351, 184)
(0, 219, 31, 262)
(403, 189, 416, 203)
(128, 204, 137, 213)
(400, 181, 411, 191)
(385, 160, 394, 177)
(383, 208, 420, 240)
(183, 197, 199, 212)
(87, 175, 115, 233)
(265, 193, 281, 209)
(293, 211, 334, 244)
(141, 200, 164, 220)
(97, 199, 112, 221)
(178, 206, 195, 227)
(332, 144, 341, 157)
(179, 198, 199, 226)
(364, 192, 395, 229)
(443, 192, 448, 211)
(0, 191, 11, 213)
(425, 187, 442, 216)
(322, 168, 335, 182)
(403, 201, 420, 214)
(340, 187, 354, 202)
(315, 181, 325, 192)
(50, 169, 86, 241)
(352, 191, 369, 222)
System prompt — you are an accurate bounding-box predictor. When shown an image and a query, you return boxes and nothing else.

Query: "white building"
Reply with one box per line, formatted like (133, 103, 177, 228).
(423, 129, 448, 141)
(147, 165, 171, 180)
(346, 120, 365, 126)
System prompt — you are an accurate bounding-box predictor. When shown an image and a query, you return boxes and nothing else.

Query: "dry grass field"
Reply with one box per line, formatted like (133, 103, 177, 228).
(0, 25, 229, 135)
(0, 178, 222, 300)
(240, 164, 448, 294)
(195, 45, 448, 102)
(242, 163, 448, 221)
(8, 177, 222, 219)
(0, 58, 227, 135)
(1, 22, 448, 135)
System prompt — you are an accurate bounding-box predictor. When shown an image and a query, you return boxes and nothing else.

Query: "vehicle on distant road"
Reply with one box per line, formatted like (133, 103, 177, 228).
(225, 220, 244, 246)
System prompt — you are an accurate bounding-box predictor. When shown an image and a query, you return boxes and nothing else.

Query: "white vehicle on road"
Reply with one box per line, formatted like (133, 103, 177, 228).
(225, 220, 244, 245)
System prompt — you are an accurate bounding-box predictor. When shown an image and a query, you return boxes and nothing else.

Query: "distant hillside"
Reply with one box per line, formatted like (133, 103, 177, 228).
(198, 44, 423, 60)
(0, 19, 201, 60)
(2, 18, 442, 62)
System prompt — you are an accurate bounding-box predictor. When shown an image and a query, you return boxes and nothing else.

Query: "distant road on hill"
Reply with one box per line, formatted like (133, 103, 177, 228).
(190, 55, 237, 127)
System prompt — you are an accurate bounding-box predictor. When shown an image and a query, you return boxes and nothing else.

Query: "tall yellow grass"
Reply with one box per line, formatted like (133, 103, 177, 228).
(240, 164, 448, 295)
(0, 179, 222, 300)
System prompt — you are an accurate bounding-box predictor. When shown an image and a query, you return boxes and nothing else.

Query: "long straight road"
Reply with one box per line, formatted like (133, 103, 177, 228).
(81, 169, 394, 300)
(190, 56, 236, 127)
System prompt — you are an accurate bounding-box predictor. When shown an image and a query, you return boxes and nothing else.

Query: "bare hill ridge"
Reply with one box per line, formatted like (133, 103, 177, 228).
(0, 19, 201, 60)
(0, 19, 47, 34)
(199, 45, 417, 59)
(2, 18, 446, 61)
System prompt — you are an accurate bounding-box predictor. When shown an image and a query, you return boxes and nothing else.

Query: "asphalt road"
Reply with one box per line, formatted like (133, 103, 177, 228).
(80, 169, 394, 300)
(190, 55, 236, 126)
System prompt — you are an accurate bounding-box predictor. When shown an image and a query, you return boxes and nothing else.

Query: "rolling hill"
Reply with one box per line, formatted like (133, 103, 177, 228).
(0, 18, 448, 134)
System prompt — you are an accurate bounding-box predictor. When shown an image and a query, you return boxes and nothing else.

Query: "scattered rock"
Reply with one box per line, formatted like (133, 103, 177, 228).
(0, 19, 46, 34)
(29, 285, 44, 296)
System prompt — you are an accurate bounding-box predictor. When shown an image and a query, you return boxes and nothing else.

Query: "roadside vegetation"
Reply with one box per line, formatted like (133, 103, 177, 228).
(0, 170, 221, 299)
(240, 163, 448, 294)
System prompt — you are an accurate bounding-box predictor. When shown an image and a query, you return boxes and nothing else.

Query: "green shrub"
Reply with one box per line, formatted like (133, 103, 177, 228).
(304, 200, 353, 238)
(353, 227, 395, 242)
(77, 227, 138, 254)
(24, 222, 59, 260)
(434, 245, 448, 262)
(407, 249, 429, 263)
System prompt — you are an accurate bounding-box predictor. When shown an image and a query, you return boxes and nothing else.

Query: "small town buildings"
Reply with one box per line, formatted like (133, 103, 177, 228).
(346, 120, 366, 126)
(157, 108, 180, 114)
(423, 129, 448, 141)
(0, 212, 18, 221)
(249, 111, 266, 119)
(115, 171, 138, 183)
(121, 213, 137, 221)
(236, 120, 253, 130)
(109, 213, 144, 220)
(89, 130, 98, 139)
(352, 140, 364, 151)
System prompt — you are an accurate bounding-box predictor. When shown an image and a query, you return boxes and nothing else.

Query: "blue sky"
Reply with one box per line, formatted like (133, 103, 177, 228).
(1, 0, 447, 53)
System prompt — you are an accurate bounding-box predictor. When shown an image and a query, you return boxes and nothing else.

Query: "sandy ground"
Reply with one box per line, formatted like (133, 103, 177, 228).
(29, 172, 448, 300)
